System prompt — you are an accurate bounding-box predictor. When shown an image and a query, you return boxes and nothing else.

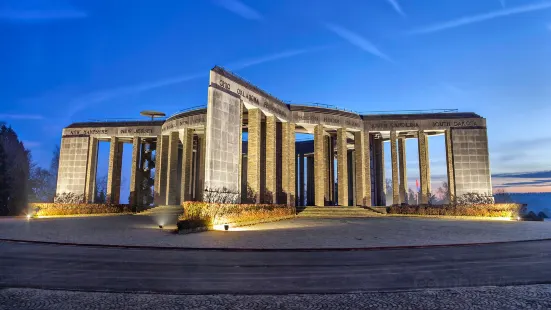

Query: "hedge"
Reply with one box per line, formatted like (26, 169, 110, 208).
(178, 201, 296, 229)
(30, 203, 133, 217)
(386, 203, 526, 218)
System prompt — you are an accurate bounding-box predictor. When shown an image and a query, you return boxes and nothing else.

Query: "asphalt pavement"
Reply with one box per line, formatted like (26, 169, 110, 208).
(1, 239, 550, 294)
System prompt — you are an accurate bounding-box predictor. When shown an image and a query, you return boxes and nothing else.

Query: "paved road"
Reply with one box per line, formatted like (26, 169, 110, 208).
(1, 240, 551, 294)
(2, 285, 551, 309)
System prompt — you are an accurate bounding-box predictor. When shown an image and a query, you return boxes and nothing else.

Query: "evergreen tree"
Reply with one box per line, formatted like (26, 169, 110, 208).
(0, 143, 10, 215)
(0, 125, 30, 215)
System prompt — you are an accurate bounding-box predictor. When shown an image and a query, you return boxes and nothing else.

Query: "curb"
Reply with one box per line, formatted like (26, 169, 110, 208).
(1, 237, 551, 252)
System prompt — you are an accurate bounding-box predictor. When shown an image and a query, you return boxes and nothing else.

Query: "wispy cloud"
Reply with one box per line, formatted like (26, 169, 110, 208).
(0, 114, 44, 120)
(386, 0, 405, 17)
(66, 47, 324, 115)
(325, 23, 393, 62)
(409, 1, 551, 34)
(226, 46, 329, 70)
(0, 9, 87, 22)
(499, 0, 506, 8)
(212, 0, 262, 20)
(22, 140, 41, 148)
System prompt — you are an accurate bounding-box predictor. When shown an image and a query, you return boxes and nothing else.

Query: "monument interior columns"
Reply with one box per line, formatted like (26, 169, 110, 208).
(390, 131, 400, 205)
(247, 108, 262, 203)
(129, 137, 142, 206)
(265, 115, 277, 203)
(84, 137, 98, 203)
(314, 125, 327, 206)
(418, 131, 430, 204)
(180, 128, 193, 203)
(165, 132, 180, 205)
(445, 129, 456, 203)
(337, 128, 348, 206)
(106, 136, 123, 204)
(398, 136, 407, 204)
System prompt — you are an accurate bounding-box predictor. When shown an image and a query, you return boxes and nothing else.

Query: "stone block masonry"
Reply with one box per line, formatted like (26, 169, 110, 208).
(55, 66, 492, 208)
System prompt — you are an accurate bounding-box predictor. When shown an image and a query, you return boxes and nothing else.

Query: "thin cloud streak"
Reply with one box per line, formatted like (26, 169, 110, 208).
(226, 46, 329, 70)
(409, 1, 551, 34)
(386, 0, 405, 16)
(325, 23, 393, 62)
(0, 9, 87, 21)
(212, 0, 262, 20)
(0, 114, 44, 120)
(500, 0, 506, 8)
(67, 47, 323, 115)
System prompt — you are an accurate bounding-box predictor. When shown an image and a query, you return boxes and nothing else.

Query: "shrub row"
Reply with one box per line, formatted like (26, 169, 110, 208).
(30, 203, 133, 217)
(387, 203, 526, 218)
(178, 201, 296, 228)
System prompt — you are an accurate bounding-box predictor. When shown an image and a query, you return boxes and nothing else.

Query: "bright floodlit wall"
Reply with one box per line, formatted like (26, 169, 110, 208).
(55, 66, 493, 207)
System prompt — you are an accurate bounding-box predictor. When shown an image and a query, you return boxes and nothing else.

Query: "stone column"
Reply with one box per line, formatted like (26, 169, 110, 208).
(265, 116, 277, 203)
(84, 137, 98, 203)
(337, 128, 348, 206)
(390, 131, 400, 205)
(247, 108, 261, 203)
(418, 131, 430, 204)
(307, 155, 314, 206)
(195, 133, 206, 201)
(129, 137, 142, 206)
(107, 137, 123, 204)
(282, 122, 296, 206)
(398, 137, 408, 204)
(354, 131, 370, 206)
(328, 136, 334, 204)
(314, 125, 326, 206)
(373, 136, 386, 206)
(299, 154, 305, 206)
(154, 135, 169, 205)
(348, 150, 355, 206)
(445, 130, 456, 203)
(165, 132, 180, 205)
(180, 128, 193, 203)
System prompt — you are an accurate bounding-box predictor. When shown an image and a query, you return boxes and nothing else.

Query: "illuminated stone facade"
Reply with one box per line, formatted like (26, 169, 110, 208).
(56, 66, 493, 206)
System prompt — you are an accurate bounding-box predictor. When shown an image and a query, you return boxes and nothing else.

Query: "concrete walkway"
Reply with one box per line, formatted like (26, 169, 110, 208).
(0, 215, 550, 248)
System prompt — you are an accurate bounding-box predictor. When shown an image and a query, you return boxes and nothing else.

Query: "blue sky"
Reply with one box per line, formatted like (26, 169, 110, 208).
(1, 0, 550, 195)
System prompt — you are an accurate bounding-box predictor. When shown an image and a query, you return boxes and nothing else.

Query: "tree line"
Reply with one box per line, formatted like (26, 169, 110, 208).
(0, 124, 59, 216)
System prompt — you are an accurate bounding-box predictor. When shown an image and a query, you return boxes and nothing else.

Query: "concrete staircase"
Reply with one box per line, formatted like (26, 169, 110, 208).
(295, 206, 381, 218)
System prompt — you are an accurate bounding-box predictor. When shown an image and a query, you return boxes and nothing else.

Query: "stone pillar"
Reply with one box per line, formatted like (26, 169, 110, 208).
(445, 130, 456, 203)
(373, 136, 386, 206)
(84, 137, 98, 203)
(265, 116, 277, 203)
(299, 154, 305, 206)
(398, 137, 408, 204)
(247, 108, 261, 203)
(307, 155, 314, 206)
(390, 131, 400, 205)
(282, 122, 296, 206)
(328, 136, 334, 204)
(106, 137, 123, 204)
(180, 128, 193, 203)
(154, 135, 169, 205)
(354, 131, 370, 206)
(348, 150, 355, 206)
(336, 128, 349, 206)
(418, 131, 430, 204)
(196, 133, 206, 201)
(314, 125, 327, 206)
(165, 132, 180, 205)
(129, 137, 142, 206)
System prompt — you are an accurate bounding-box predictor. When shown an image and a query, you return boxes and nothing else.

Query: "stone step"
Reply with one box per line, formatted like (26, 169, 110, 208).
(295, 206, 380, 218)
(137, 205, 183, 215)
